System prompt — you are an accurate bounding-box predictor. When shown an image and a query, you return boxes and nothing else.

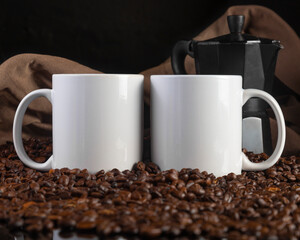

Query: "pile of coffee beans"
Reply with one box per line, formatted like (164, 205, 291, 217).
(1, 138, 300, 239)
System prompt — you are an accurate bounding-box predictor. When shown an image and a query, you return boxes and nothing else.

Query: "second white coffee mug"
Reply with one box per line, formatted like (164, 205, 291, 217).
(151, 75, 285, 177)
(13, 74, 144, 173)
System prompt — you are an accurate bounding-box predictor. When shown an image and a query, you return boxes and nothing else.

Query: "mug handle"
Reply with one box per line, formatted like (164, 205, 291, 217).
(13, 89, 53, 171)
(242, 89, 286, 171)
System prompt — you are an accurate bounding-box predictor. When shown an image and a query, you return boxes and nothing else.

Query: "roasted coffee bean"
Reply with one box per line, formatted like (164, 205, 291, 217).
(166, 169, 179, 181)
(29, 181, 40, 191)
(140, 224, 162, 237)
(134, 161, 146, 171)
(58, 175, 70, 186)
(58, 217, 77, 228)
(187, 183, 205, 195)
(1, 138, 300, 238)
(76, 220, 96, 230)
(226, 172, 237, 181)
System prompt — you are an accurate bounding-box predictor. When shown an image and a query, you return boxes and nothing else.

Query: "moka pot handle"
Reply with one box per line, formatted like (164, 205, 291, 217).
(171, 40, 194, 74)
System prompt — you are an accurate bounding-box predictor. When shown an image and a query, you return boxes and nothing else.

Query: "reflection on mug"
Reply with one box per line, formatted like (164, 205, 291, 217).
(14, 229, 99, 240)
(53, 229, 99, 240)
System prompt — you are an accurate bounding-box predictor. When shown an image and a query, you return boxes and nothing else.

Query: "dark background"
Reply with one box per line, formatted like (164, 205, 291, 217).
(0, 0, 299, 74)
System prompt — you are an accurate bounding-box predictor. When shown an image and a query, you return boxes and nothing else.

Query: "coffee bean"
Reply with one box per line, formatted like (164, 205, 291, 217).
(58, 175, 70, 186)
(30, 181, 40, 191)
(34, 156, 46, 163)
(187, 183, 205, 195)
(59, 217, 77, 228)
(134, 161, 145, 171)
(25, 219, 43, 232)
(70, 168, 80, 175)
(43, 219, 54, 231)
(166, 169, 179, 181)
(1, 138, 300, 238)
(76, 221, 96, 230)
(140, 225, 162, 237)
(287, 174, 297, 181)
(187, 223, 201, 235)
(5, 191, 16, 199)
(257, 198, 268, 207)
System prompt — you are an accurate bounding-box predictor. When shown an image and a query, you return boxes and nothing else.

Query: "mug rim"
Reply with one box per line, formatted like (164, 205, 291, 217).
(151, 74, 242, 79)
(53, 73, 144, 78)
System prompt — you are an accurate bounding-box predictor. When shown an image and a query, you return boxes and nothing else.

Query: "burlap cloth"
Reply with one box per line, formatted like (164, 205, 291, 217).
(0, 5, 299, 155)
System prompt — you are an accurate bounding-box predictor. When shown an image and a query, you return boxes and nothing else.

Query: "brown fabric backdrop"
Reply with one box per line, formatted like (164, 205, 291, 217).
(0, 5, 299, 155)
(0, 54, 100, 143)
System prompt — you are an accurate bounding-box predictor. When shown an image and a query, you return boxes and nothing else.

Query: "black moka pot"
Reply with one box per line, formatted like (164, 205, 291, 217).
(171, 15, 282, 155)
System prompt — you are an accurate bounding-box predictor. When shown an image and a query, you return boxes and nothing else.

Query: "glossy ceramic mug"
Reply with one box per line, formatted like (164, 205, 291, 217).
(151, 75, 285, 177)
(13, 74, 144, 173)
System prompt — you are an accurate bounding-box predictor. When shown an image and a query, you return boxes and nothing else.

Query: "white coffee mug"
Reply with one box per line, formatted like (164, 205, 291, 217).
(13, 74, 144, 173)
(151, 75, 285, 177)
